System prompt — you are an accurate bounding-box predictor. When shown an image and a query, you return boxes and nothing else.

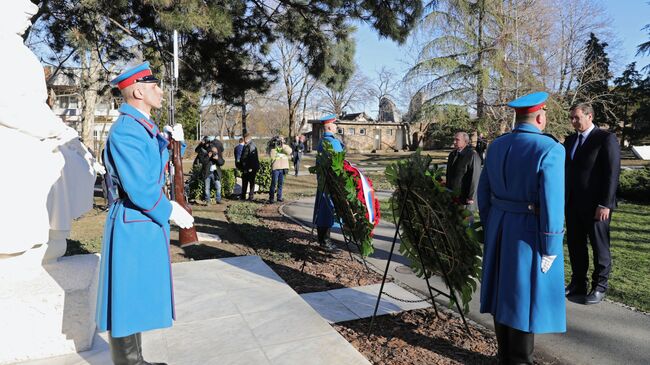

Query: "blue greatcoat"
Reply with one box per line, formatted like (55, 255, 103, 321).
(96, 103, 176, 337)
(313, 132, 344, 228)
(477, 123, 566, 334)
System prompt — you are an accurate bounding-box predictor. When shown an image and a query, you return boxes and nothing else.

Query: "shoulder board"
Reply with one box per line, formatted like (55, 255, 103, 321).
(512, 129, 559, 143)
(493, 132, 510, 140)
(542, 133, 559, 142)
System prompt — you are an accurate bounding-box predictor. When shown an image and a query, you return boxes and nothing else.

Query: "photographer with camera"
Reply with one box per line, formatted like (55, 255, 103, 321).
(267, 135, 292, 204)
(199, 144, 225, 205)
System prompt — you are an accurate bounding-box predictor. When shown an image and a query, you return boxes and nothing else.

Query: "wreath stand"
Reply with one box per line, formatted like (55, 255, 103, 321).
(367, 180, 472, 337)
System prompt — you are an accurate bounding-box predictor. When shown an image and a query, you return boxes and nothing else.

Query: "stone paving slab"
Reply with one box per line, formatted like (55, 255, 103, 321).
(18, 256, 370, 365)
(301, 283, 431, 324)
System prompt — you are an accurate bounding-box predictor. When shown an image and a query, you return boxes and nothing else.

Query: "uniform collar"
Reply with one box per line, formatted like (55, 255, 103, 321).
(514, 123, 541, 134)
(323, 132, 335, 137)
(118, 103, 159, 137)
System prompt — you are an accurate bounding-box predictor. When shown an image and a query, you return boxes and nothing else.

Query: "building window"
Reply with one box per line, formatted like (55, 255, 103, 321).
(337, 128, 344, 135)
(359, 128, 366, 135)
(57, 95, 79, 109)
(347, 128, 355, 135)
(387, 129, 393, 136)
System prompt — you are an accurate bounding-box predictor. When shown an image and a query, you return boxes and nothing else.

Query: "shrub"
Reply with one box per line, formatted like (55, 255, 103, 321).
(618, 166, 650, 203)
(188, 165, 237, 200)
(255, 158, 272, 192)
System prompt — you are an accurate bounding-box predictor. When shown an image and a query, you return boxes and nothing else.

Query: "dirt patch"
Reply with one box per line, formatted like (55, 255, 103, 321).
(226, 200, 385, 293)
(335, 308, 499, 365)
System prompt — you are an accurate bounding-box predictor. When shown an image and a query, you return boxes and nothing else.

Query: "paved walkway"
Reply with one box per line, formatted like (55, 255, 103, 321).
(282, 197, 650, 365)
(301, 283, 431, 324)
(20, 256, 370, 365)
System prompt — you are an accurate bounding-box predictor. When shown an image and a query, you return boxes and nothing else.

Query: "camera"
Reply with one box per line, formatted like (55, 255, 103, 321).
(267, 136, 283, 150)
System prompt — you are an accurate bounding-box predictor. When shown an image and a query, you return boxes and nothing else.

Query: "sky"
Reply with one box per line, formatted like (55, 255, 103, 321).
(353, 0, 650, 114)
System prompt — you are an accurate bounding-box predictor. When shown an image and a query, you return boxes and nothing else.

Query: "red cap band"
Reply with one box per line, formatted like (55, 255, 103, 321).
(117, 69, 153, 90)
(515, 103, 545, 115)
(322, 118, 336, 124)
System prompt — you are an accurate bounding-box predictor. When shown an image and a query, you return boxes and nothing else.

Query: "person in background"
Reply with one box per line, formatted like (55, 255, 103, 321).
(478, 91, 566, 365)
(199, 145, 223, 205)
(564, 102, 620, 305)
(240, 133, 259, 201)
(234, 137, 245, 170)
(445, 131, 481, 210)
(267, 136, 292, 203)
(291, 135, 305, 176)
(476, 133, 488, 165)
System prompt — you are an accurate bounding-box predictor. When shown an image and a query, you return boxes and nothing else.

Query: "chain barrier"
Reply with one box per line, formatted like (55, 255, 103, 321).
(381, 290, 440, 304)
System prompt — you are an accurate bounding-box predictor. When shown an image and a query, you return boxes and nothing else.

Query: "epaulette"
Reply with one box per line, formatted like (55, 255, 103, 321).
(512, 129, 560, 143)
(542, 133, 560, 143)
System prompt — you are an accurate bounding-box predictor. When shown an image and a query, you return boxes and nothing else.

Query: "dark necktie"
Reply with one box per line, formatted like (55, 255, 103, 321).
(573, 134, 584, 159)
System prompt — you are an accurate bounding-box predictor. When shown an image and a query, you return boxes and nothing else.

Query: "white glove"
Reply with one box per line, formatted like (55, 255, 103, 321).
(170, 201, 194, 229)
(541, 255, 556, 273)
(164, 123, 185, 142)
(93, 161, 106, 175)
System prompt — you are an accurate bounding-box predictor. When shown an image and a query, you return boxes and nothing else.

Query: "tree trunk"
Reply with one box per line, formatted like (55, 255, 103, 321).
(80, 48, 101, 151)
(475, 0, 486, 125)
(241, 91, 247, 136)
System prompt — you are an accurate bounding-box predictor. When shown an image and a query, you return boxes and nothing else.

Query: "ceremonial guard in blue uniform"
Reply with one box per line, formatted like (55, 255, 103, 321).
(478, 92, 566, 364)
(313, 114, 343, 252)
(96, 62, 194, 365)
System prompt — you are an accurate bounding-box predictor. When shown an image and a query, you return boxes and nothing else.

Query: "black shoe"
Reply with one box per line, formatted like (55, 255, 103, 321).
(277, 198, 284, 202)
(585, 290, 606, 305)
(216, 200, 222, 204)
(266, 199, 275, 204)
(319, 239, 340, 253)
(565, 281, 588, 297)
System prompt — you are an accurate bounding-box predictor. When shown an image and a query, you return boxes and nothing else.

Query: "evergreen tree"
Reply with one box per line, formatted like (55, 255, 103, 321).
(574, 33, 612, 126)
(612, 62, 642, 146)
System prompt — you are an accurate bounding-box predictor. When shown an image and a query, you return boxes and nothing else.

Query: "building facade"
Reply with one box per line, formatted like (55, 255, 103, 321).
(309, 112, 408, 153)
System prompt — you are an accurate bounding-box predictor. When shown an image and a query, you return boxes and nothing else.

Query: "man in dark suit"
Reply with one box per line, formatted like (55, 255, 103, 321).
(564, 103, 620, 305)
(446, 131, 481, 209)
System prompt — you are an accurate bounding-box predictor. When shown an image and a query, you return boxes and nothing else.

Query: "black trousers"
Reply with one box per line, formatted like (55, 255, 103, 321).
(317, 226, 330, 244)
(241, 171, 257, 199)
(566, 208, 612, 292)
(493, 319, 534, 365)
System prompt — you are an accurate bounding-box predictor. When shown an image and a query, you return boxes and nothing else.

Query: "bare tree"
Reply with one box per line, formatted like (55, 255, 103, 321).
(368, 67, 400, 113)
(317, 70, 371, 116)
(269, 39, 318, 139)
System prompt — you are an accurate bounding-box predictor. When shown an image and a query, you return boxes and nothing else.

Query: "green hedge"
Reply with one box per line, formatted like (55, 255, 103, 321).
(188, 166, 237, 200)
(255, 158, 272, 192)
(618, 166, 650, 203)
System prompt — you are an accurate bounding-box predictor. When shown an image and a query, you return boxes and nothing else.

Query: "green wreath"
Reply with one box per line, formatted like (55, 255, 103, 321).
(385, 150, 482, 312)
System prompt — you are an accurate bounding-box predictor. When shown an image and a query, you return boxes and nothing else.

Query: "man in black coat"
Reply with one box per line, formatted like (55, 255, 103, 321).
(564, 103, 620, 305)
(240, 133, 259, 201)
(446, 131, 481, 209)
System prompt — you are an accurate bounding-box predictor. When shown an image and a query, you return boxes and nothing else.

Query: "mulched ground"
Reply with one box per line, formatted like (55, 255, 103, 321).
(336, 308, 498, 365)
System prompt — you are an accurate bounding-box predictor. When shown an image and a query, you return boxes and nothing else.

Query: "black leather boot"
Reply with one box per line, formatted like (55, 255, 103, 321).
(493, 319, 509, 365)
(508, 326, 534, 365)
(316, 227, 338, 252)
(109, 332, 167, 365)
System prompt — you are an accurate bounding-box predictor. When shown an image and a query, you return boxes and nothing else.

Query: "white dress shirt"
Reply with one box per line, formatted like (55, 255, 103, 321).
(570, 123, 595, 160)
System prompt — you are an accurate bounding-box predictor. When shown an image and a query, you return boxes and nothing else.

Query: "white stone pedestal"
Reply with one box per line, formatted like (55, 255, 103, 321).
(0, 254, 100, 364)
(631, 145, 650, 160)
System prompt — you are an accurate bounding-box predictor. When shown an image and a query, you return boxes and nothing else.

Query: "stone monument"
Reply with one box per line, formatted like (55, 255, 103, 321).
(0, 2, 100, 363)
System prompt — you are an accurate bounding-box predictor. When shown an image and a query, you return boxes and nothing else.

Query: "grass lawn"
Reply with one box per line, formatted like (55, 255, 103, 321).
(563, 201, 650, 312)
